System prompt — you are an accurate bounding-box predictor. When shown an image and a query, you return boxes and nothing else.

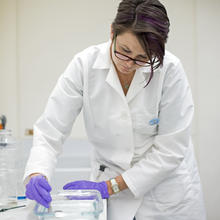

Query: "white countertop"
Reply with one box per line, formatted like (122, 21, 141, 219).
(0, 199, 107, 220)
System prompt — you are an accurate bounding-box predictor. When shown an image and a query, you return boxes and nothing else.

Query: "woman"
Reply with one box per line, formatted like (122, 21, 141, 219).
(24, 0, 206, 219)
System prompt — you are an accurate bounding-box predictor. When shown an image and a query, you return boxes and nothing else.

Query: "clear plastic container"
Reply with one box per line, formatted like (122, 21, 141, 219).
(0, 129, 17, 206)
(34, 190, 103, 220)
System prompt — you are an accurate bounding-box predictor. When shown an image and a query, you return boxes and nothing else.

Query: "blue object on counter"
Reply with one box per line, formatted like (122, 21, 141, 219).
(17, 196, 26, 200)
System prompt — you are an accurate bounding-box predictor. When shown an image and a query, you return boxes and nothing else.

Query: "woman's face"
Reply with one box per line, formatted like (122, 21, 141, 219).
(111, 31, 149, 76)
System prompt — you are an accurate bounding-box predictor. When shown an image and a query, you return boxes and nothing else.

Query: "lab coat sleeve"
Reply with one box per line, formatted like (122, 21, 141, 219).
(23, 55, 84, 183)
(122, 60, 194, 198)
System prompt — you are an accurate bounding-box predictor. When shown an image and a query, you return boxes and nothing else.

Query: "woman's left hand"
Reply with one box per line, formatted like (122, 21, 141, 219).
(63, 180, 109, 199)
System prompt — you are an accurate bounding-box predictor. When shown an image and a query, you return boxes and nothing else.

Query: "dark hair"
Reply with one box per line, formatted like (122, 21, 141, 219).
(112, 0, 170, 86)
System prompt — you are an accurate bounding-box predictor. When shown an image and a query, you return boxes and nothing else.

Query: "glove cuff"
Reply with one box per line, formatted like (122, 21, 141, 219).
(99, 181, 109, 199)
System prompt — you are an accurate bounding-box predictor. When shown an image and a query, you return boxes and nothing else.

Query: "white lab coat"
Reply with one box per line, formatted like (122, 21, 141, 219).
(24, 40, 206, 220)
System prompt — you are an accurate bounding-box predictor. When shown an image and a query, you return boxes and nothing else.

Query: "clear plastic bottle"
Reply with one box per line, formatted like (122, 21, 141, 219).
(0, 129, 17, 206)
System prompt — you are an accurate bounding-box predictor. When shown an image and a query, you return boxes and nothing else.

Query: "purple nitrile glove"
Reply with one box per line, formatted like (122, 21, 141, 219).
(63, 180, 109, 199)
(25, 175, 52, 208)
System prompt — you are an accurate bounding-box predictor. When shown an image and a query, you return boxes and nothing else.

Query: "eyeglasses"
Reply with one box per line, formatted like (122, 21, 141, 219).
(113, 36, 151, 67)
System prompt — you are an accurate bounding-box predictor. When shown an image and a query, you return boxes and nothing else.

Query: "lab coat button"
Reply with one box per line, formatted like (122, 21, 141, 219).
(121, 112, 128, 120)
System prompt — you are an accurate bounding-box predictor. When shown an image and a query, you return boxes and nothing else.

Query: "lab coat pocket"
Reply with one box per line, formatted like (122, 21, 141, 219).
(133, 113, 158, 146)
(135, 123, 157, 135)
(133, 113, 158, 135)
(151, 172, 192, 210)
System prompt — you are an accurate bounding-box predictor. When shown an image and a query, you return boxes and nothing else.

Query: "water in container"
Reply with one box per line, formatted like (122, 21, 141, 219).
(34, 189, 103, 220)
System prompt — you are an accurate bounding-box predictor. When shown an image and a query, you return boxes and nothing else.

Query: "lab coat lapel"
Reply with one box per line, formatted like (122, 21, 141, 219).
(92, 40, 125, 100)
(105, 63, 125, 100)
(126, 67, 150, 103)
(92, 41, 112, 69)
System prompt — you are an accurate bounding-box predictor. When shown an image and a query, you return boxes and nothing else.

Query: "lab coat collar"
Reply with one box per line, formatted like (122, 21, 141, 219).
(92, 39, 112, 69)
(106, 63, 151, 103)
(93, 39, 151, 103)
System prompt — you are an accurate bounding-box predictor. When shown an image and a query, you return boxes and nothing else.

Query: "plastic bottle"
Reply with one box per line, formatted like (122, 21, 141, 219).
(0, 129, 17, 206)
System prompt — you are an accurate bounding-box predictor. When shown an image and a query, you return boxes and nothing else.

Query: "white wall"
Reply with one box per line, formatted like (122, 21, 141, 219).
(196, 1, 220, 219)
(0, 0, 17, 134)
(16, 0, 120, 138)
(0, 0, 220, 219)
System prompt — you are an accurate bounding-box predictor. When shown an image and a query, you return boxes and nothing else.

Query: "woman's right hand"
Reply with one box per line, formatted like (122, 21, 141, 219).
(25, 174, 52, 208)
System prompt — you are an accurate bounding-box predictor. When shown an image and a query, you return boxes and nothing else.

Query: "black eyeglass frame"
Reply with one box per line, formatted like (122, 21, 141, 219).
(113, 35, 151, 67)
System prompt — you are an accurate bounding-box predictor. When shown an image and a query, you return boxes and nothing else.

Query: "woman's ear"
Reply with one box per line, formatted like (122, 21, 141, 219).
(110, 24, 114, 40)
